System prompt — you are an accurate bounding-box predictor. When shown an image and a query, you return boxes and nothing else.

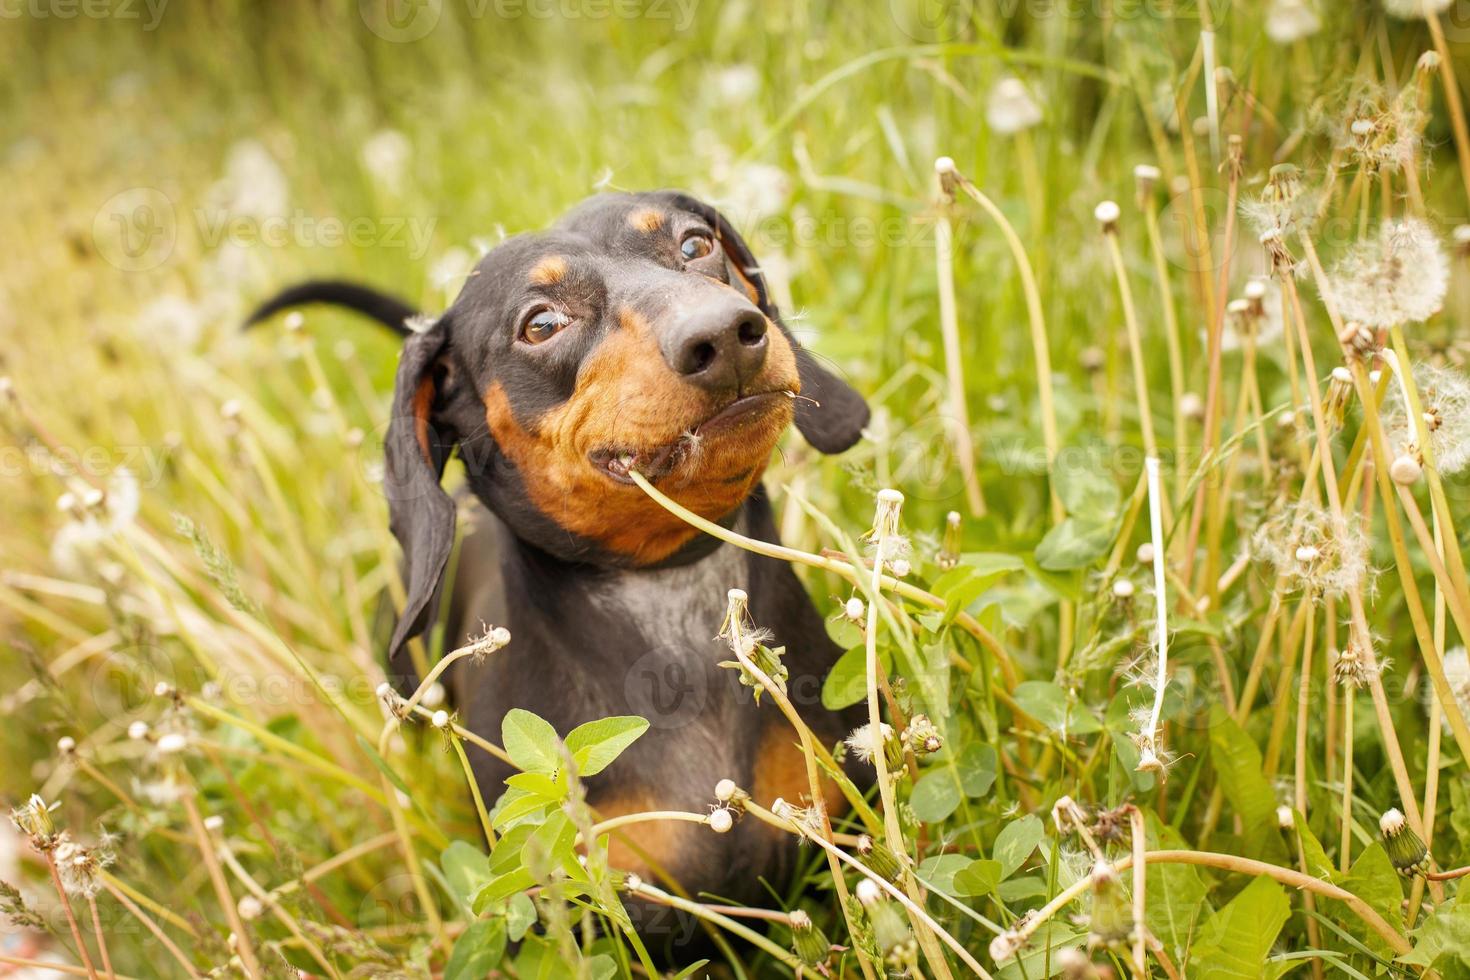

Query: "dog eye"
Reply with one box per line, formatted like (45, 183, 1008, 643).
(520, 308, 571, 345)
(680, 231, 715, 261)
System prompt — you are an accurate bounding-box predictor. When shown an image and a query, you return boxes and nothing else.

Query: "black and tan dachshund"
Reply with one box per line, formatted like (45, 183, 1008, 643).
(250, 190, 870, 943)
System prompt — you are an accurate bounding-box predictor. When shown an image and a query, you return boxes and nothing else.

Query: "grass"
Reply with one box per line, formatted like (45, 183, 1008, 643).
(4, 1, 1470, 976)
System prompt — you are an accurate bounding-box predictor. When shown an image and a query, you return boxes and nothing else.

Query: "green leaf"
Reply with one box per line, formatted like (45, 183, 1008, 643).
(955, 743, 997, 796)
(501, 708, 562, 774)
(491, 786, 551, 830)
(1189, 875, 1290, 979)
(440, 841, 492, 909)
(473, 867, 535, 914)
(1034, 518, 1115, 570)
(1208, 707, 1284, 860)
(444, 918, 506, 980)
(669, 961, 713, 979)
(916, 854, 973, 894)
(993, 814, 1044, 879)
(1335, 844, 1405, 956)
(1013, 681, 1102, 735)
(504, 771, 564, 800)
(1053, 458, 1121, 520)
(506, 892, 537, 941)
(588, 954, 617, 980)
(565, 716, 649, 776)
(1405, 900, 1470, 968)
(1143, 813, 1207, 963)
(822, 644, 889, 710)
(953, 858, 1002, 897)
(908, 767, 962, 822)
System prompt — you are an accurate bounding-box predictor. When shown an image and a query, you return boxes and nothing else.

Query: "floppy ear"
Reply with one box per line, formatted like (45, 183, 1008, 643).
(383, 317, 458, 685)
(657, 191, 871, 454)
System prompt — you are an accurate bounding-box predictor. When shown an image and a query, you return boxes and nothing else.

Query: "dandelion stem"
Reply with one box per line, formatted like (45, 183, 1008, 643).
(179, 793, 263, 980)
(1140, 457, 1170, 764)
(627, 470, 1019, 688)
(1103, 225, 1159, 459)
(99, 879, 200, 979)
(450, 734, 496, 846)
(43, 852, 99, 980)
(1424, 10, 1470, 204)
(933, 162, 986, 517)
(83, 893, 114, 980)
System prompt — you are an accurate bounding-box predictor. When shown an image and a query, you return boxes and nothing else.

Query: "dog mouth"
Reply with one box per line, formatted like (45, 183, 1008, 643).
(590, 390, 791, 485)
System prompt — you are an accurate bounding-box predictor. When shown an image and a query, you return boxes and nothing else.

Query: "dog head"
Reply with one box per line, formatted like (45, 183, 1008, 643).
(385, 191, 869, 658)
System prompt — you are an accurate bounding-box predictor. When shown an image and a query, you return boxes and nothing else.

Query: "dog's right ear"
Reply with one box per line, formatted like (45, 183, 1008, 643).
(383, 317, 458, 685)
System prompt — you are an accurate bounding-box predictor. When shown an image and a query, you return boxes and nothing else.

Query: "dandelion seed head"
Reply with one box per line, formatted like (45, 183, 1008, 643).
(1327, 218, 1448, 327)
(987, 77, 1043, 134)
(1382, 0, 1452, 18)
(708, 808, 733, 834)
(1267, 0, 1321, 41)
(1382, 362, 1470, 474)
(844, 722, 894, 765)
(1252, 503, 1373, 600)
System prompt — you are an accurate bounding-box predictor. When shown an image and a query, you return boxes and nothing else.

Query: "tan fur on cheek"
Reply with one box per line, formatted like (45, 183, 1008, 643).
(482, 310, 797, 564)
(751, 726, 846, 826)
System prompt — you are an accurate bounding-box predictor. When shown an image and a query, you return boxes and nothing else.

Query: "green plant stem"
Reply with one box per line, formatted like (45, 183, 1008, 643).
(932, 182, 986, 517)
(450, 734, 496, 846)
(99, 879, 200, 979)
(43, 851, 99, 980)
(628, 470, 1020, 689)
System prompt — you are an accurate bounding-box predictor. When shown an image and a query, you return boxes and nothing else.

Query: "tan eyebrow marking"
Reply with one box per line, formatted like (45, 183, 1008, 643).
(627, 208, 665, 233)
(528, 255, 568, 286)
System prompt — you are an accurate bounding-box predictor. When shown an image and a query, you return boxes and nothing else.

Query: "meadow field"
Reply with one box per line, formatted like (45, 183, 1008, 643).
(4, 0, 1470, 975)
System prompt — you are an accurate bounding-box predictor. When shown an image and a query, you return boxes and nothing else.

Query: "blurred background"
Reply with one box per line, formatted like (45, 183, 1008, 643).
(4, 0, 1470, 975)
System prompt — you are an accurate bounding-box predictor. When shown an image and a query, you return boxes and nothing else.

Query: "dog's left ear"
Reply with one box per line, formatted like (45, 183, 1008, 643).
(383, 317, 459, 686)
(658, 191, 870, 454)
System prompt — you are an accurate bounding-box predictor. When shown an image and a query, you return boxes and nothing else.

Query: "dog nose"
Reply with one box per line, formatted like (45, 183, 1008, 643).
(666, 304, 769, 390)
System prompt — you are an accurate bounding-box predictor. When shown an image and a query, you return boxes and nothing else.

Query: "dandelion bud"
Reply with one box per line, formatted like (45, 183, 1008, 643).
(1244, 277, 1268, 301)
(431, 710, 450, 729)
(57, 737, 76, 756)
(156, 733, 188, 755)
(856, 834, 905, 882)
(902, 714, 942, 757)
(934, 156, 957, 176)
(845, 722, 900, 769)
(1380, 807, 1430, 876)
(220, 399, 242, 420)
(860, 888, 913, 964)
(1086, 862, 1132, 952)
(1057, 946, 1101, 979)
(1295, 545, 1320, 563)
(375, 682, 393, 700)
(1276, 805, 1295, 829)
(708, 808, 733, 834)
(1079, 346, 1105, 373)
(1135, 745, 1164, 775)
(1133, 164, 1160, 200)
(1136, 543, 1155, 565)
(890, 558, 911, 577)
(990, 929, 1025, 964)
(1112, 578, 1135, 599)
(854, 877, 882, 906)
(772, 798, 794, 821)
(844, 596, 865, 620)
(1325, 366, 1355, 432)
(1094, 200, 1121, 231)
(1390, 454, 1423, 485)
(1180, 392, 1204, 420)
(870, 489, 905, 558)
(715, 778, 738, 803)
(9, 794, 58, 842)
(790, 909, 831, 967)
(127, 721, 149, 740)
(203, 815, 224, 833)
(421, 682, 446, 709)
(938, 511, 962, 569)
(153, 681, 174, 698)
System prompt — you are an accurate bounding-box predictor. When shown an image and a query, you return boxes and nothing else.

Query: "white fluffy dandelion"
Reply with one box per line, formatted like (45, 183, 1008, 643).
(1326, 218, 1449, 328)
(1252, 503, 1373, 600)
(843, 722, 894, 765)
(1266, 0, 1321, 42)
(1382, 362, 1470, 475)
(986, 77, 1043, 134)
(1382, 0, 1452, 18)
